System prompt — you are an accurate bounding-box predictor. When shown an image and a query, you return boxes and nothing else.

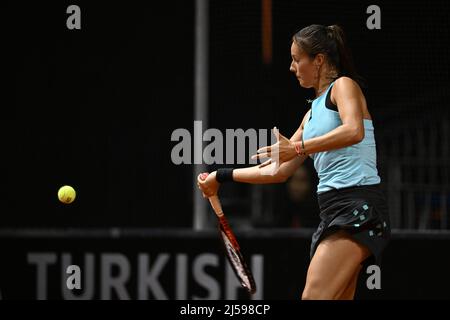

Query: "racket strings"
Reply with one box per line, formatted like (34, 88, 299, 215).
(221, 230, 253, 291)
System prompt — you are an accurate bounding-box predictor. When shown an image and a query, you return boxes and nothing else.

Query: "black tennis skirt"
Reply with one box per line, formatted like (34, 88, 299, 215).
(310, 183, 391, 266)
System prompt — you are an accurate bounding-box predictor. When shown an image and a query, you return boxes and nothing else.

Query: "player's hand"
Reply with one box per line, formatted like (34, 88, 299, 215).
(251, 127, 298, 168)
(197, 172, 220, 198)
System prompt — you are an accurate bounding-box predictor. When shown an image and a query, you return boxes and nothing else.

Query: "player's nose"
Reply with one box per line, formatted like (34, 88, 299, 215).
(289, 64, 295, 73)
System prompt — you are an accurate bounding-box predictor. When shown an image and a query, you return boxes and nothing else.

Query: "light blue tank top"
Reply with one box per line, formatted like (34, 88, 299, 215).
(302, 81, 381, 194)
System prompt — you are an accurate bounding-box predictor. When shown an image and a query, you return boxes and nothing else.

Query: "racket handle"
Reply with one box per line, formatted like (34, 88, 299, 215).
(208, 195, 224, 218)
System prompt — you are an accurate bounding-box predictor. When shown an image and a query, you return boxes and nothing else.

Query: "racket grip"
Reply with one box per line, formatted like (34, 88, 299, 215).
(208, 195, 224, 217)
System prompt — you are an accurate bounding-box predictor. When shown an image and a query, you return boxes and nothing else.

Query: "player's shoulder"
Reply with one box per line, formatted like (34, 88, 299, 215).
(334, 76, 359, 89)
(333, 76, 363, 97)
(300, 108, 311, 129)
(304, 108, 311, 120)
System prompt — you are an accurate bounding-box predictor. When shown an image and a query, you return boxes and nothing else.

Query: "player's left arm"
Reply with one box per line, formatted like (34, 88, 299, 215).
(302, 76, 365, 154)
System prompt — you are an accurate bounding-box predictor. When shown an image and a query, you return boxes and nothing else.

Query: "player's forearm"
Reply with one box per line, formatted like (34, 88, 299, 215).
(302, 124, 364, 154)
(232, 156, 306, 184)
(232, 165, 284, 184)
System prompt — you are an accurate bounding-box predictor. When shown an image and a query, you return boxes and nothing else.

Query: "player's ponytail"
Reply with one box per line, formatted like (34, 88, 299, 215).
(326, 25, 366, 87)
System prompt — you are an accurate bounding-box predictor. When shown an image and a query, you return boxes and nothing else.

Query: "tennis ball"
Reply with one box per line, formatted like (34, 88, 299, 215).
(58, 185, 76, 204)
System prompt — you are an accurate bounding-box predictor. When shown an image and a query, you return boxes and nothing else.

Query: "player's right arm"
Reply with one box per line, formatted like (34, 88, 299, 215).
(198, 110, 311, 197)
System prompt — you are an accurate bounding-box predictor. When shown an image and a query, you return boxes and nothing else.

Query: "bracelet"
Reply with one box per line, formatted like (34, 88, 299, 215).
(294, 140, 307, 156)
(216, 168, 235, 183)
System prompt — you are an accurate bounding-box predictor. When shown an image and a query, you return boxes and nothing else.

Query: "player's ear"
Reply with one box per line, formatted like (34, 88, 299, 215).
(313, 53, 325, 67)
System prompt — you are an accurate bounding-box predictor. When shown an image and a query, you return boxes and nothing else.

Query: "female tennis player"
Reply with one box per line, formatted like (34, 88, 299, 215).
(197, 24, 390, 300)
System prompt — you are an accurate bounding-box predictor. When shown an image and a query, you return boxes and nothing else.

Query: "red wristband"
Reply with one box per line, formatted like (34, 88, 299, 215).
(294, 141, 305, 156)
(294, 141, 306, 156)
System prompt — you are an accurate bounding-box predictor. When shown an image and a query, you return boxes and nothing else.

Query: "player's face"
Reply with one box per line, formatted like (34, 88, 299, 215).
(289, 42, 317, 89)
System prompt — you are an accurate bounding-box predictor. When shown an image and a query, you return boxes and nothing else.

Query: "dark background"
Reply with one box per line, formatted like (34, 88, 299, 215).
(3, 0, 450, 301)
(5, 0, 450, 228)
(1, 230, 449, 299)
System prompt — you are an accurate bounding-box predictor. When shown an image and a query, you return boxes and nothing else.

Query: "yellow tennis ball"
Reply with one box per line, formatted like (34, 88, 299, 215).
(58, 185, 76, 204)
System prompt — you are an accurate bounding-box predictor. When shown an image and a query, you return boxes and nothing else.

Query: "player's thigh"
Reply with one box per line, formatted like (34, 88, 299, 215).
(302, 230, 370, 299)
(337, 263, 362, 300)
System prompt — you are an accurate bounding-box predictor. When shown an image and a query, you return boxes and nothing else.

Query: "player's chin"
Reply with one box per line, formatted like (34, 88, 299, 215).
(297, 78, 311, 88)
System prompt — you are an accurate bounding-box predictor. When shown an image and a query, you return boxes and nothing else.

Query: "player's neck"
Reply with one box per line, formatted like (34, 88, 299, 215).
(314, 80, 332, 98)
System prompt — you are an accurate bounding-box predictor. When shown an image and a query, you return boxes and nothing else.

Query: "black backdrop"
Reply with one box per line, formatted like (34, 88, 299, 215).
(6, 0, 450, 228)
(1, 230, 449, 300)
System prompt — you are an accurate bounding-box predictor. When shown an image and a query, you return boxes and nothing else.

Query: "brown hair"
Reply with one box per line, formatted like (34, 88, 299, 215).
(292, 24, 366, 88)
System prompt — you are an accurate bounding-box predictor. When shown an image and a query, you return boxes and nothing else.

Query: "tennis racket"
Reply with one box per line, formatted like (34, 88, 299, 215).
(198, 173, 257, 294)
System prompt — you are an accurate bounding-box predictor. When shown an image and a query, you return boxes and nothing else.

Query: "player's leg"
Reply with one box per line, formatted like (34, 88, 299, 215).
(301, 230, 371, 300)
(336, 264, 362, 300)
